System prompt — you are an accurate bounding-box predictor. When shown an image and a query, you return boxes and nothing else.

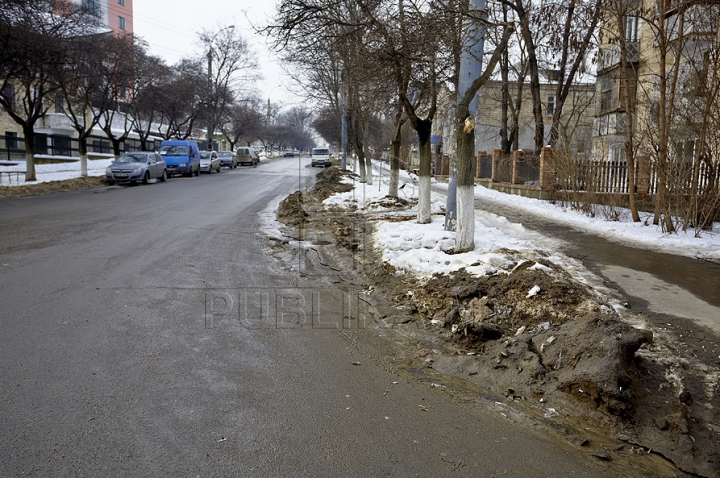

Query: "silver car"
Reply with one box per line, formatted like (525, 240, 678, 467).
(106, 152, 168, 185)
(217, 151, 237, 169)
(199, 151, 221, 173)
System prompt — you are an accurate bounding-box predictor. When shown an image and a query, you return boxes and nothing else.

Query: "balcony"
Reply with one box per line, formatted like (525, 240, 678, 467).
(41, 113, 72, 130)
(597, 42, 639, 73)
(594, 112, 627, 137)
(666, 4, 719, 41)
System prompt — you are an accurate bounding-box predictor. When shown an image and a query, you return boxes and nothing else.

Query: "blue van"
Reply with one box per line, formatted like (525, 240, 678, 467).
(158, 140, 201, 177)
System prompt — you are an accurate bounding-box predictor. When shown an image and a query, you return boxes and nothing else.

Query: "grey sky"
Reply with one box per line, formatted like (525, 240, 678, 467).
(132, 0, 296, 105)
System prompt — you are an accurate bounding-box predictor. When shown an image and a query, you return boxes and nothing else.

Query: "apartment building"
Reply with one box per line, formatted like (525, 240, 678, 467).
(0, 1, 145, 161)
(433, 79, 595, 160)
(76, 0, 134, 35)
(593, 0, 720, 163)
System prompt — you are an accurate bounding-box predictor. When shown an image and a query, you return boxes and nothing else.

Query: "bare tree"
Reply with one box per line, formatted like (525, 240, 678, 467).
(217, 98, 265, 151)
(98, 34, 140, 160)
(57, 30, 121, 176)
(0, 0, 79, 180)
(200, 26, 260, 150)
(128, 54, 171, 151)
(159, 58, 207, 140)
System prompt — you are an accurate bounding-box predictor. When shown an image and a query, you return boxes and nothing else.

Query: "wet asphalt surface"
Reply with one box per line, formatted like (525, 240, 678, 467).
(0, 158, 661, 477)
(469, 193, 720, 339)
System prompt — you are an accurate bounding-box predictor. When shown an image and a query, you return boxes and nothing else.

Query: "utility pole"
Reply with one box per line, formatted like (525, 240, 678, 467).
(446, 0, 485, 231)
(341, 70, 348, 170)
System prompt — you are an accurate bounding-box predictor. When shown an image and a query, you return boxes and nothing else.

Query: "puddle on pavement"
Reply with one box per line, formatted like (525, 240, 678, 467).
(599, 265, 720, 335)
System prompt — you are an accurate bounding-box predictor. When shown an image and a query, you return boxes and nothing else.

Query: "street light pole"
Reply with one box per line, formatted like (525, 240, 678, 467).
(206, 25, 234, 151)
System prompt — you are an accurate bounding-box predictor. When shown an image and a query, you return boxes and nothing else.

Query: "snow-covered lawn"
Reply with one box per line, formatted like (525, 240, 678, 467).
(323, 162, 720, 281)
(0, 157, 114, 186)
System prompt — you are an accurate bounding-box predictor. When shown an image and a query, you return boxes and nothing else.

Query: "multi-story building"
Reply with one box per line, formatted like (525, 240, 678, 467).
(75, 0, 134, 35)
(433, 78, 595, 160)
(1, 1, 138, 161)
(593, 0, 720, 164)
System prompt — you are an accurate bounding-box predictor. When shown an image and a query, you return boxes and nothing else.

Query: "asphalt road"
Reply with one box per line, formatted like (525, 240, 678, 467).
(0, 158, 668, 477)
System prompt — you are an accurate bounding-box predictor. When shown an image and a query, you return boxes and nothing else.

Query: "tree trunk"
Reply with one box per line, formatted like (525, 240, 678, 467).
(500, 4, 511, 154)
(23, 131, 37, 181)
(364, 118, 373, 185)
(515, 0, 544, 153)
(388, 110, 403, 198)
(417, 118, 433, 224)
(109, 136, 122, 160)
(454, 23, 514, 251)
(616, 7, 640, 223)
(22, 129, 36, 182)
(78, 135, 88, 178)
(455, 109, 475, 252)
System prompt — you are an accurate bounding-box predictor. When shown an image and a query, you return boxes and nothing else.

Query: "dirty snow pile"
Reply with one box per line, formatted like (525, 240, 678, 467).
(323, 166, 592, 283)
(322, 161, 720, 285)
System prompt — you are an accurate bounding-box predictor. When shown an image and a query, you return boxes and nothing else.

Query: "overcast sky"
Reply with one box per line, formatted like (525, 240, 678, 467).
(133, 0, 299, 106)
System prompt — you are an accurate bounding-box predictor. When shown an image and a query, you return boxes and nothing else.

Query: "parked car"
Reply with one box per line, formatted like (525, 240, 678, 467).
(217, 151, 237, 169)
(158, 139, 200, 177)
(199, 151, 221, 173)
(106, 152, 168, 185)
(236, 147, 259, 166)
(311, 147, 331, 167)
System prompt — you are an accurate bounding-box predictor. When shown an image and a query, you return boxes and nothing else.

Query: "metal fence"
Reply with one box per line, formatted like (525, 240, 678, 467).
(0, 133, 161, 161)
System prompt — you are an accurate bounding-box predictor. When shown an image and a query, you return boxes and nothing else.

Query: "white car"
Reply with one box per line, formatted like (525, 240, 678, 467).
(199, 151, 221, 173)
(311, 148, 331, 167)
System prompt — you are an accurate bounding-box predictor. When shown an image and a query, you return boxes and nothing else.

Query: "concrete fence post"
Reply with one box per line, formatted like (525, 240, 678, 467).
(539, 147, 556, 190)
(512, 150, 523, 185)
(491, 149, 502, 182)
(475, 151, 486, 178)
(636, 154, 650, 195)
(441, 154, 450, 176)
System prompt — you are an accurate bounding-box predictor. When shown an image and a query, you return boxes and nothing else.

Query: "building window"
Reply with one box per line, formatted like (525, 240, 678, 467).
(673, 140, 695, 163)
(623, 16, 639, 42)
(600, 72, 620, 113)
(610, 143, 625, 163)
(84, 0, 101, 17)
(55, 94, 65, 114)
(118, 0, 125, 5)
(546, 96, 555, 116)
(5, 132, 18, 150)
(118, 16, 125, 30)
(34, 133, 48, 155)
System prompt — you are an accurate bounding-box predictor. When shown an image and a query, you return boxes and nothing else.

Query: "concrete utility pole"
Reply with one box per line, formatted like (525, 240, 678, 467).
(341, 70, 348, 170)
(446, 0, 485, 231)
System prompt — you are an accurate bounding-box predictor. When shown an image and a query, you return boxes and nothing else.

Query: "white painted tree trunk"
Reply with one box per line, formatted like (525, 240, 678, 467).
(455, 184, 475, 252)
(365, 155, 373, 185)
(389, 167, 399, 198)
(80, 152, 88, 177)
(24, 149, 36, 181)
(357, 155, 366, 183)
(417, 175, 431, 223)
